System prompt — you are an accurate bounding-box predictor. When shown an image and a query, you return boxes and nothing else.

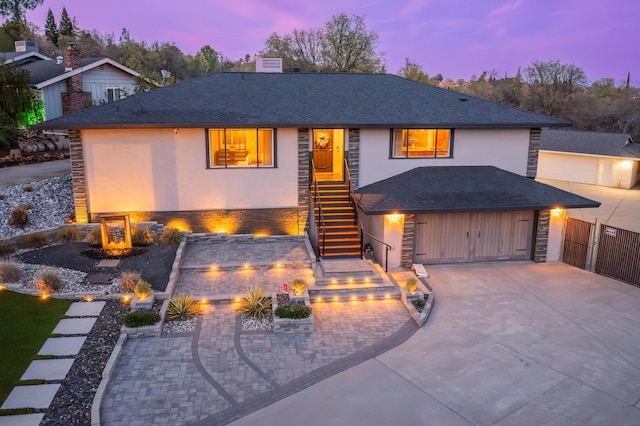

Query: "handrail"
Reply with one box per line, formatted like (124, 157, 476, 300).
(309, 160, 326, 260)
(361, 230, 392, 272)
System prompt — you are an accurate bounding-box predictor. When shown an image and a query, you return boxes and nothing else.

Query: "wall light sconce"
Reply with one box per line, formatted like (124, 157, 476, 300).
(386, 213, 402, 223)
(551, 208, 564, 216)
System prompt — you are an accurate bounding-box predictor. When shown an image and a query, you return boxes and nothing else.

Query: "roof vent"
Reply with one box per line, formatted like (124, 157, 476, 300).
(458, 97, 468, 102)
(56, 56, 64, 64)
(15, 40, 39, 53)
(256, 57, 283, 73)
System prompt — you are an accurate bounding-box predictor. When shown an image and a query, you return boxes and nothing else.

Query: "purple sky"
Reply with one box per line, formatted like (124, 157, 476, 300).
(24, 0, 640, 84)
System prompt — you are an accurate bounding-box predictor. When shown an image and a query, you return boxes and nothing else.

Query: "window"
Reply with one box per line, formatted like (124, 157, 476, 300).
(392, 129, 451, 158)
(106, 88, 123, 102)
(209, 128, 275, 168)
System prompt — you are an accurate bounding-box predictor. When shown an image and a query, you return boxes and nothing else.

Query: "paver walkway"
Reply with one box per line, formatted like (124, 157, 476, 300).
(0, 301, 104, 426)
(100, 236, 417, 425)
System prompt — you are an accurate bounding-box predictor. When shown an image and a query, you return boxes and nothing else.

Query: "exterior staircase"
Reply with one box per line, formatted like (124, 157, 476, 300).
(315, 181, 361, 258)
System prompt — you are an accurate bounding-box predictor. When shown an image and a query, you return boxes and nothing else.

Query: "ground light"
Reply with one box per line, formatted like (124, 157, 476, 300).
(121, 295, 132, 303)
(84, 295, 93, 302)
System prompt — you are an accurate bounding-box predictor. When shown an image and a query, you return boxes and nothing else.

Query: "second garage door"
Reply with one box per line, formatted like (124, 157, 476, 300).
(414, 211, 534, 264)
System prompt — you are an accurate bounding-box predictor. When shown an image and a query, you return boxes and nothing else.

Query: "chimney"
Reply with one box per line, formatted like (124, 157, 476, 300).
(64, 43, 81, 72)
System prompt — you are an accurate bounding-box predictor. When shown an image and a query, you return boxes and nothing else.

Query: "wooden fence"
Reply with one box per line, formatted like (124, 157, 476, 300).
(562, 217, 593, 269)
(595, 224, 640, 287)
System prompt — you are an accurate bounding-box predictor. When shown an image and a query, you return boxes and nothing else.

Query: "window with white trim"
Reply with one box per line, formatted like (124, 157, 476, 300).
(392, 129, 451, 158)
(106, 88, 123, 102)
(208, 128, 275, 168)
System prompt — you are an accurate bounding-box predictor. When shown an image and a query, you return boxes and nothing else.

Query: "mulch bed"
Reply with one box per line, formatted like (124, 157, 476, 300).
(18, 242, 179, 292)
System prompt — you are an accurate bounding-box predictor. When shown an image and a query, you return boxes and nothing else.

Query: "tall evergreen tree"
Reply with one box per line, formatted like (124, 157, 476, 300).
(44, 8, 58, 46)
(59, 6, 74, 37)
(0, 0, 43, 22)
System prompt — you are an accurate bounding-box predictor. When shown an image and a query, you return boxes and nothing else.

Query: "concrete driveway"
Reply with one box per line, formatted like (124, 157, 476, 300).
(233, 262, 640, 425)
(0, 159, 70, 187)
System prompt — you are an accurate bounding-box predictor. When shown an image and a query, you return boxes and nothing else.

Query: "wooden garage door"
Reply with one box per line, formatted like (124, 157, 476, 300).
(414, 211, 533, 264)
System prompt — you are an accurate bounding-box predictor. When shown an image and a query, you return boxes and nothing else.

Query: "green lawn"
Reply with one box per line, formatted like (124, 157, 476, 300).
(0, 290, 71, 406)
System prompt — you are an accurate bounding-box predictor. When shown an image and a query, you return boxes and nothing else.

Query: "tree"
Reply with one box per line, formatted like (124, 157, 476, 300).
(322, 13, 385, 72)
(58, 6, 73, 37)
(397, 58, 435, 85)
(44, 8, 57, 46)
(0, 64, 41, 149)
(0, 0, 43, 23)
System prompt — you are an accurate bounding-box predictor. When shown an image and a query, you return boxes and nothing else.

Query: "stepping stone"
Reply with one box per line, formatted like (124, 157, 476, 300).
(65, 301, 105, 317)
(21, 359, 74, 381)
(1, 384, 60, 409)
(86, 273, 112, 284)
(0, 413, 44, 426)
(39, 336, 86, 356)
(97, 259, 120, 268)
(52, 317, 97, 335)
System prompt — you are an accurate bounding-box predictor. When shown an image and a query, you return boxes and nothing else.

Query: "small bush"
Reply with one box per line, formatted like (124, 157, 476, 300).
(240, 288, 272, 319)
(290, 278, 306, 296)
(56, 226, 81, 243)
(0, 193, 5, 200)
(132, 227, 154, 246)
(120, 271, 141, 293)
(124, 310, 160, 327)
(37, 271, 63, 293)
(22, 184, 33, 192)
(134, 279, 152, 299)
(274, 302, 312, 319)
(0, 261, 22, 282)
(8, 206, 29, 229)
(167, 293, 201, 321)
(406, 277, 418, 293)
(86, 227, 102, 247)
(21, 231, 48, 248)
(0, 239, 16, 256)
(412, 298, 425, 312)
(158, 228, 183, 245)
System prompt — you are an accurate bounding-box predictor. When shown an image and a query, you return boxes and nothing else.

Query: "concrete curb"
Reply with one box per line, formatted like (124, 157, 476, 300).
(91, 333, 127, 426)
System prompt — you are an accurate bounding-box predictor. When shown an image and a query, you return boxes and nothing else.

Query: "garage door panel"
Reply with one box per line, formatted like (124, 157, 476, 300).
(414, 215, 446, 262)
(444, 213, 471, 260)
(538, 152, 598, 184)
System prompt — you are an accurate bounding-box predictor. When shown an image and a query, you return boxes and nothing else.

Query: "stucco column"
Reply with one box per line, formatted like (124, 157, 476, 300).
(546, 209, 566, 261)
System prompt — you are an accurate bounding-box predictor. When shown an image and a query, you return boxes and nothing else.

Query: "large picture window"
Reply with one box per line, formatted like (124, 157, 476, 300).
(209, 128, 274, 168)
(392, 129, 451, 158)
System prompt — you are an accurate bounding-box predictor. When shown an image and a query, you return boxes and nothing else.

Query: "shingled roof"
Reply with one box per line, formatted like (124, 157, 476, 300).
(20, 57, 102, 85)
(540, 129, 640, 159)
(354, 166, 600, 214)
(33, 72, 569, 130)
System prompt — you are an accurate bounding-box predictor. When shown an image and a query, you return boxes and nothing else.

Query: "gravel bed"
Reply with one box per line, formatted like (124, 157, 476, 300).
(10, 263, 121, 294)
(241, 316, 274, 331)
(0, 174, 74, 239)
(41, 301, 128, 425)
(163, 317, 198, 334)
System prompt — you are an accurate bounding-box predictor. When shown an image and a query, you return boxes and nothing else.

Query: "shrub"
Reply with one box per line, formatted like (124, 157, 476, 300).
(167, 293, 201, 321)
(0, 261, 22, 282)
(21, 231, 48, 248)
(37, 271, 63, 293)
(274, 302, 312, 319)
(0, 193, 4, 200)
(406, 277, 418, 293)
(0, 239, 16, 257)
(124, 310, 160, 327)
(8, 206, 29, 229)
(290, 278, 306, 296)
(412, 298, 425, 312)
(134, 279, 152, 299)
(56, 226, 81, 243)
(240, 288, 272, 319)
(22, 184, 33, 192)
(120, 271, 141, 293)
(132, 227, 154, 246)
(86, 227, 102, 247)
(158, 228, 183, 245)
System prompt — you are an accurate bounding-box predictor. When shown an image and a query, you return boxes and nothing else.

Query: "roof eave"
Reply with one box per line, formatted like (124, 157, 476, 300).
(357, 202, 601, 215)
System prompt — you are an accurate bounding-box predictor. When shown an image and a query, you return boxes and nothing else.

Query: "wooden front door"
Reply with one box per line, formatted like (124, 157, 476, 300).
(313, 129, 333, 172)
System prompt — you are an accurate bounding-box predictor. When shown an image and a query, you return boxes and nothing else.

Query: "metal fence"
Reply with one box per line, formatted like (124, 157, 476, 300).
(595, 224, 640, 287)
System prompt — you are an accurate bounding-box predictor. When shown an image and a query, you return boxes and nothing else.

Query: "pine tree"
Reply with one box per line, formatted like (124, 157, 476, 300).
(44, 8, 58, 46)
(59, 6, 74, 37)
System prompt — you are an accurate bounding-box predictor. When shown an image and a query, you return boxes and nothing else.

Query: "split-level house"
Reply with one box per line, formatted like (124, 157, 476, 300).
(33, 71, 599, 268)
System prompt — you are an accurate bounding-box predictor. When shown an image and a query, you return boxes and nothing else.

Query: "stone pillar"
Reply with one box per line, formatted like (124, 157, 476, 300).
(69, 129, 89, 224)
(347, 129, 360, 189)
(526, 128, 541, 178)
(297, 128, 310, 235)
(400, 214, 415, 267)
(533, 209, 550, 262)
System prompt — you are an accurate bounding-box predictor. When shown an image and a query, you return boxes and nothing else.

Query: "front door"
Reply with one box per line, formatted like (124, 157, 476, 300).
(313, 129, 333, 172)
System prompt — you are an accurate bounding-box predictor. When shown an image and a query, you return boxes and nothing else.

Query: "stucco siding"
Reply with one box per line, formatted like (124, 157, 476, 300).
(82, 128, 298, 214)
(358, 128, 531, 187)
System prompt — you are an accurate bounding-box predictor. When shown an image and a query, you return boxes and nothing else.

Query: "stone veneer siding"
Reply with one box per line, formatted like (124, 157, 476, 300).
(298, 128, 310, 234)
(347, 129, 360, 189)
(69, 129, 89, 224)
(526, 128, 541, 178)
(533, 209, 550, 262)
(90, 208, 299, 236)
(400, 214, 415, 267)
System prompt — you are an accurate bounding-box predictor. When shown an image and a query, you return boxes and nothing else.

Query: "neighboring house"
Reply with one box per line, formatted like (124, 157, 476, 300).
(33, 72, 599, 267)
(538, 129, 640, 189)
(2, 43, 140, 123)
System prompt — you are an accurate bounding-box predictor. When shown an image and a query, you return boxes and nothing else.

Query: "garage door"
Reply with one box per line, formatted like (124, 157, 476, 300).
(538, 152, 598, 184)
(414, 211, 534, 264)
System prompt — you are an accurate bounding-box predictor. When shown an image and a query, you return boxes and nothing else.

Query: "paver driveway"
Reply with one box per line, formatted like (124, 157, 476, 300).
(233, 262, 640, 425)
